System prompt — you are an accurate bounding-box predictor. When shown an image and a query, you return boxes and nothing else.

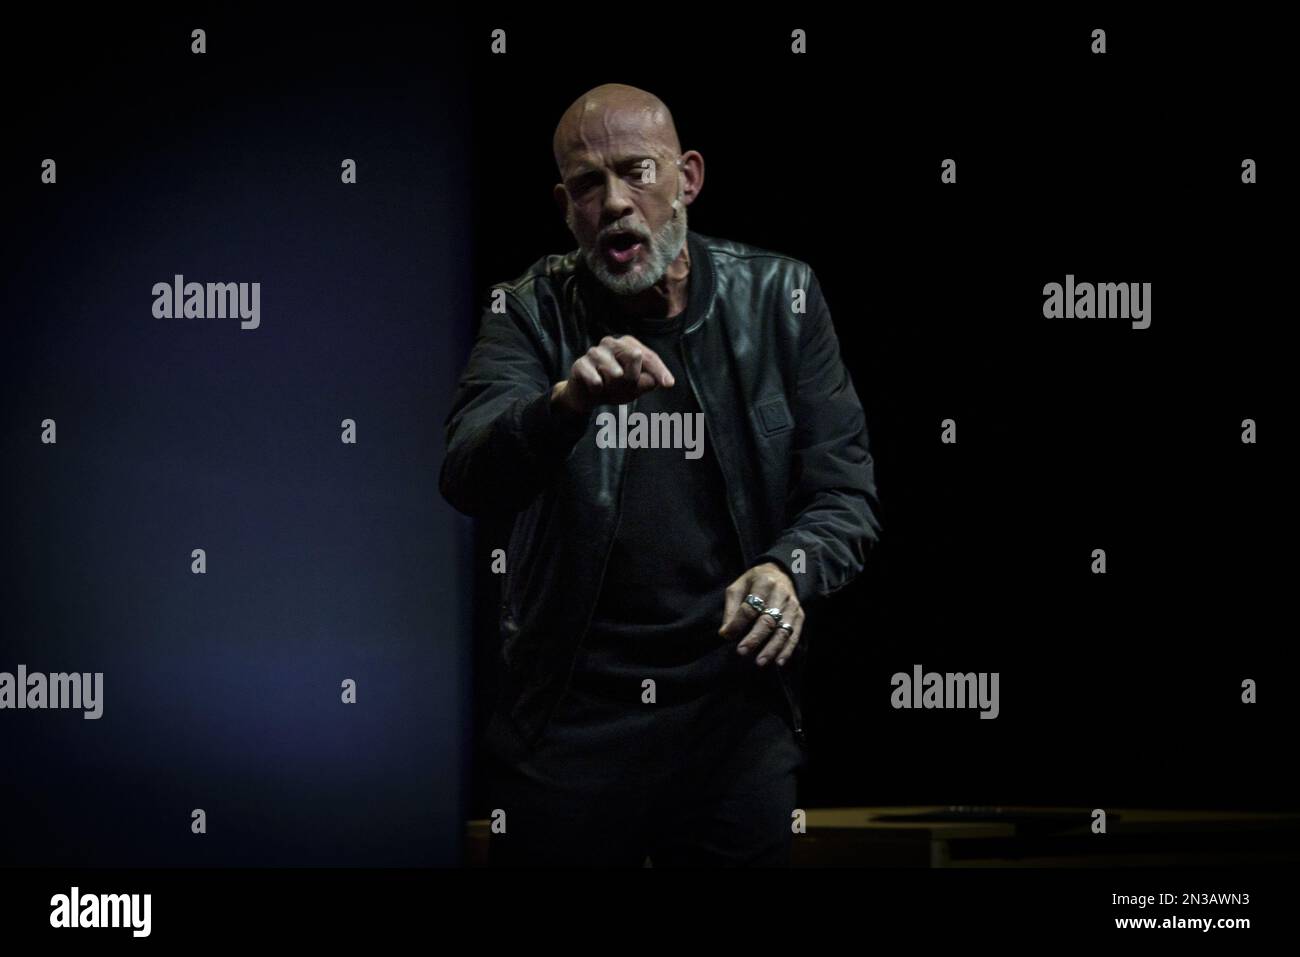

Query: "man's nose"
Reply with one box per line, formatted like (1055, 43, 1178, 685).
(601, 174, 635, 222)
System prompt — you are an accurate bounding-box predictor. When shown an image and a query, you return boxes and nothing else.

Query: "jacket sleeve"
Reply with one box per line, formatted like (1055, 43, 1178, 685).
(752, 267, 882, 606)
(439, 291, 592, 517)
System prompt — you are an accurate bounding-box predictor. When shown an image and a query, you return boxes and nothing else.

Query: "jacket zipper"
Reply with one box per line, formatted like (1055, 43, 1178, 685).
(678, 334, 806, 746)
(550, 398, 635, 709)
(524, 378, 636, 748)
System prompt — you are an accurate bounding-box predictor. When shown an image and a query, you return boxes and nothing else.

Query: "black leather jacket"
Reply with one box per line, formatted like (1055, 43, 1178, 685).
(440, 230, 882, 762)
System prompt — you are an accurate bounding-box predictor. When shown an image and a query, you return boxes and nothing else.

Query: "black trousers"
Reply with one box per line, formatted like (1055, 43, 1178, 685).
(486, 670, 807, 867)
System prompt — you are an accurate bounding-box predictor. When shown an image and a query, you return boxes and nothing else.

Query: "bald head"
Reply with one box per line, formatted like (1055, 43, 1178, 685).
(552, 83, 682, 175)
(550, 83, 704, 298)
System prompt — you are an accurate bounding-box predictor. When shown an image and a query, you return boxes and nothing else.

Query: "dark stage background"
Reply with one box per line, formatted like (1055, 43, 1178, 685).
(0, 11, 1293, 878)
(1, 14, 473, 865)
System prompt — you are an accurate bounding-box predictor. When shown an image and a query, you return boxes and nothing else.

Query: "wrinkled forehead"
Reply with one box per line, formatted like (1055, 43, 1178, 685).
(556, 103, 677, 174)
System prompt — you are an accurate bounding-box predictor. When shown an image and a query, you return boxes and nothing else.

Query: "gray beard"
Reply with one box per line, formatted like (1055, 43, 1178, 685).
(579, 205, 688, 296)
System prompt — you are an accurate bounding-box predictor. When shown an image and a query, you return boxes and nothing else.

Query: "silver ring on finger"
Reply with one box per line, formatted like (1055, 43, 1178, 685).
(744, 594, 767, 613)
(762, 606, 783, 625)
(778, 622, 794, 635)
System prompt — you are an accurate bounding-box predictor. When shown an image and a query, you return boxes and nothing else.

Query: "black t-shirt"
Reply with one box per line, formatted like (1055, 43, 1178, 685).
(571, 237, 752, 702)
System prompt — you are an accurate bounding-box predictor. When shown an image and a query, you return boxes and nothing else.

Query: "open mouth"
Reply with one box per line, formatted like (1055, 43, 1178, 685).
(602, 231, 644, 265)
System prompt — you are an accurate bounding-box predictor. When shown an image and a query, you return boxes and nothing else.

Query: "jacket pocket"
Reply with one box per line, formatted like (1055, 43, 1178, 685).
(754, 394, 794, 437)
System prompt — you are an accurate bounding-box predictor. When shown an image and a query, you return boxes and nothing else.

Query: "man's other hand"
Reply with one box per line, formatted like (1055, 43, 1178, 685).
(719, 562, 803, 667)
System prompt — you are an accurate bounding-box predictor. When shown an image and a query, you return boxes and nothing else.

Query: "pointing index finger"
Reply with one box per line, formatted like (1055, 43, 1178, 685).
(638, 346, 675, 389)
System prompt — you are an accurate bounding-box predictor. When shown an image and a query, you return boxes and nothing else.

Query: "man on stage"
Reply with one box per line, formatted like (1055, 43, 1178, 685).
(441, 83, 881, 866)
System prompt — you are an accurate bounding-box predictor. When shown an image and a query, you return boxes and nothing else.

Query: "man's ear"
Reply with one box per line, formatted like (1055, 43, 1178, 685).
(553, 183, 569, 214)
(678, 150, 705, 207)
